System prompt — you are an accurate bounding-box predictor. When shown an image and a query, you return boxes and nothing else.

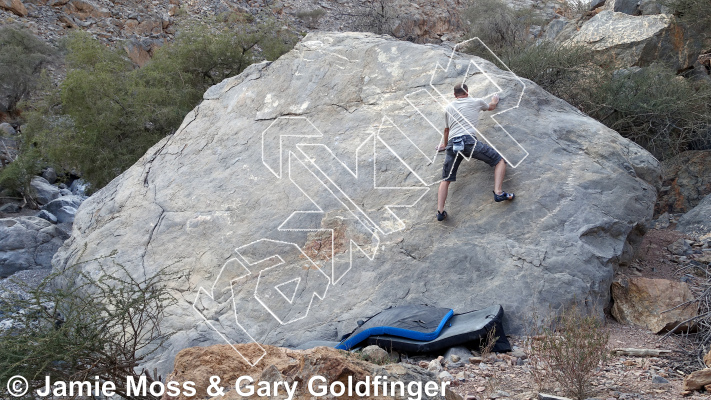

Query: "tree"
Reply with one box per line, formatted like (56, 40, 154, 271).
(0, 25, 57, 118)
(18, 21, 298, 189)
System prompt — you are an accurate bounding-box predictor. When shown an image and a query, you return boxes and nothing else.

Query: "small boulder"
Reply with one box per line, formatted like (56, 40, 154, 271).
(652, 375, 670, 384)
(657, 150, 711, 215)
(588, 0, 605, 10)
(677, 194, 711, 238)
(37, 210, 57, 224)
(360, 345, 389, 364)
(0, 122, 16, 136)
(438, 371, 453, 382)
(41, 168, 57, 184)
(69, 179, 88, 196)
(41, 195, 83, 224)
(0, 203, 21, 213)
(427, 359, 442, 373)
(0, 0, 27, 16)
(611, 275, 697, 333)
(668, 238, 691, 255)
(538, 394, 572, 400)
(30, 177, 60, 205)
(444, 346, 471, 368)
(683, 368, 711, 391)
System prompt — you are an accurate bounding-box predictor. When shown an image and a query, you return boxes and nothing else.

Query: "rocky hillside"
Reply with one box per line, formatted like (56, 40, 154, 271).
(0, 0, 577, 67)
(52, 31, 659, 376)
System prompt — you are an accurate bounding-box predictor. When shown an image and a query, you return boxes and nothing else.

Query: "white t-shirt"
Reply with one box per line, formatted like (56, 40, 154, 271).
(444, 97, 489, 140)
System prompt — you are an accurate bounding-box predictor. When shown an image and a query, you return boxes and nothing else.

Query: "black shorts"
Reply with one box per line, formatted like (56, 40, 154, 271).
(442, 136, 503, 182)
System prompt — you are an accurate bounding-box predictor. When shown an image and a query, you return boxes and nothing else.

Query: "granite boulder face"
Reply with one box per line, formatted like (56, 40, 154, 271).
(52, 32, 659, 375)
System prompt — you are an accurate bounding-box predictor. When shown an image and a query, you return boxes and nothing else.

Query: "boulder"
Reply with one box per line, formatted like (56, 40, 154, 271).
(683, 368, 711, 391)
(124, 39, 152, 67)
(0, 122, 16, 136)
(606, 0, 669, 15)
(656, 150, 711, 215)
(53, 32, 659, 376)
(565, 10, 701, 71)
(443, 346, 472, 367)
(41, 195, 84, 224)
(67, 0, 109, 19)
(30, 176, 59, 205)
(611, 275, 697, 333)
(164, 343, 457, 400)
(676, 194, 711, 238)
(1, 216, 69, 278)
(68, 178, 88, 196)
(42, 167, 57, 184)
(0, 0, 28, 16)
(36, 210, 58, 224)
(667, 238, 691, 255)
(0, 203, 21, 213)
(541, 18, 576, 42)
(589, 0, 606, 11)
(361, 344, 390, 364)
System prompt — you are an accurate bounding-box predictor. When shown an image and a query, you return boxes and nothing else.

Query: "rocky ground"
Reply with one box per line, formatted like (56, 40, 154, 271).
(395, 220, 711, 400)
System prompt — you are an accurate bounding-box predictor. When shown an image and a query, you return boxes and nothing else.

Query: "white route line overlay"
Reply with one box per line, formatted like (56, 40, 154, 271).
(278, 149, 381, 285)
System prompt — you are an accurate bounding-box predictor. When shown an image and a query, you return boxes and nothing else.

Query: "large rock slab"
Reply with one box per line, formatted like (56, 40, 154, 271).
(565, 10, 700, 70)
(0, 216, 69, 278)
(611, 275, 697, 333)
(164, 343, 458, 400)
(52, 32, 659, 375)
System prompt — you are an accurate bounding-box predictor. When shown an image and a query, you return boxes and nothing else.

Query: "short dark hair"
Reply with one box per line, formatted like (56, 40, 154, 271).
(454, 83, 468, 96)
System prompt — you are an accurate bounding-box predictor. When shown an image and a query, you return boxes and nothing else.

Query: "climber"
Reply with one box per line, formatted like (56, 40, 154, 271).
(435, 83, 514, 222)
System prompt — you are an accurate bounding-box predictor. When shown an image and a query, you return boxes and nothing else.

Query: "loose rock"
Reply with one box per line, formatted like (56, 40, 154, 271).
(611, 275, 697, 333)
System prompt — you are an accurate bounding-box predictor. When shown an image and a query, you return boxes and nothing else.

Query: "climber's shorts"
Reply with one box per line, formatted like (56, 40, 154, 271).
(442, 135, 503, 182)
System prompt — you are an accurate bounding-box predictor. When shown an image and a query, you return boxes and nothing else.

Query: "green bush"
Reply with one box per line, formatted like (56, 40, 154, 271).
(0, 256, 175, 400)
(0, 25, 57, 117)
(586, 65, 711, 159)
(11, 21, 298, 190)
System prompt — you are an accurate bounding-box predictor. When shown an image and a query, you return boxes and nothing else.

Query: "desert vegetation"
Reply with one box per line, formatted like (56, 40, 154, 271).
(0, 20, 298, 195)
(463, 0, 711, 160)
(0, 256, 175, 400)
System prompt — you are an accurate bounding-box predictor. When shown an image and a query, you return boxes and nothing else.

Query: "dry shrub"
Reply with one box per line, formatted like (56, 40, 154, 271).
(528, 305, 609, 400)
